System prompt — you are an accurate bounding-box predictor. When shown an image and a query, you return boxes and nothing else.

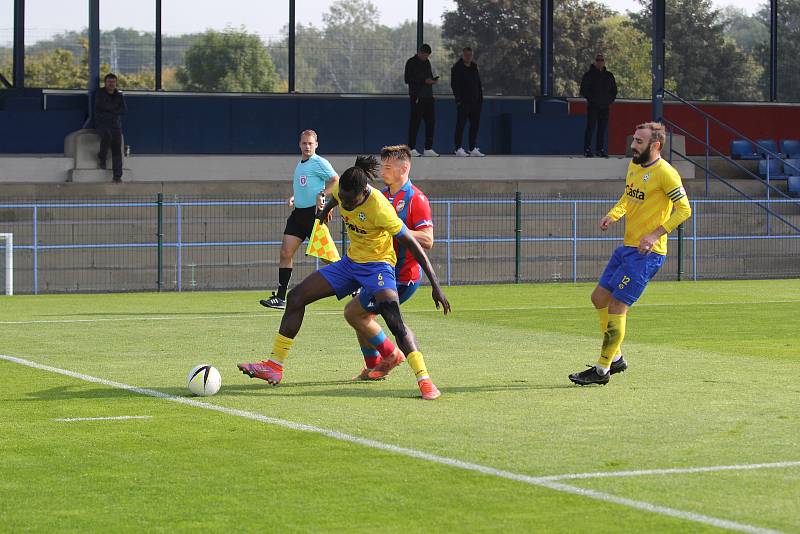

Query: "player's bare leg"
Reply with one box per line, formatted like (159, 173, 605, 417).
(345, 298, 398, 380)
(371, 290, 440, 399)
(345, 294, 406, 381)
(240, 272, 335, 384)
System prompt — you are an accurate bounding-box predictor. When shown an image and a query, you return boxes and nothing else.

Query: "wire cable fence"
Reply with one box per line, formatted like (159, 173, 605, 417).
(0, 194, 798, 294)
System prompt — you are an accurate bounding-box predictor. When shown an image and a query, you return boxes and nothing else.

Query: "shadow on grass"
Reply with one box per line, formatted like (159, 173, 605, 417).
(24, 380, 573, 402)
(36, 311, 270, 318)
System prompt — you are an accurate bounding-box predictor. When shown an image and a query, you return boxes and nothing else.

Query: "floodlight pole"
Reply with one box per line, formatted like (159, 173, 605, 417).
(416, 0, 424, 52)
(86, 0, 100, 127)
(155, 0, 162, 90)
(12, 0, 24, 88)
(540, 0, 553, 96)
(651, 0, 665, 121)
(289, 0, 296, 92)
(770, 0, 777, 102)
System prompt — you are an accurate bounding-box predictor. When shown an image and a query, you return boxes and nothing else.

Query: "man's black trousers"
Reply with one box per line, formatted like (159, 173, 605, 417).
(454, 101, 481, 151)
(98, 127, 123, 178)
(408, 96, 435, 151)
(584, 104, 610, 153)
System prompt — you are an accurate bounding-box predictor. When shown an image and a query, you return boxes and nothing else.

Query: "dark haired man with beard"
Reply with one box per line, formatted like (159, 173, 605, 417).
(569, 122, 691, 386)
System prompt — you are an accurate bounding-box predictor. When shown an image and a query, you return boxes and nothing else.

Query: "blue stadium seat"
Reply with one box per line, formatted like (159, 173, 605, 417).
(783, 158, 800, 177)
(731, 139, 758, 160)
(755, 139, 779, 158)
(758, 158, 786, 180)
(788, 176, 800, 197)
(781, 139, 800, 158)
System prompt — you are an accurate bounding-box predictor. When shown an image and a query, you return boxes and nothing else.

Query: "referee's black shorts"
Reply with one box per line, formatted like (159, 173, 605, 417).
(283, 206, 318, 241)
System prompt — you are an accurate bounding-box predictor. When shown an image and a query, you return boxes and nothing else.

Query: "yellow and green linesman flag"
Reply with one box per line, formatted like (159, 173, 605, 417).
(305, 219, 341, 262)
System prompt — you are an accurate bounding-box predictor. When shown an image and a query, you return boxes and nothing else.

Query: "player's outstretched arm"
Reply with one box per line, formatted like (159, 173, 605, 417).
(397, 231, 450, 315)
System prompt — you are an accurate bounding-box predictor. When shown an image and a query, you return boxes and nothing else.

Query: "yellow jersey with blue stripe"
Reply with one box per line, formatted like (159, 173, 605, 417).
(607, 158, 692, 255)
(332, 184, 407, 265)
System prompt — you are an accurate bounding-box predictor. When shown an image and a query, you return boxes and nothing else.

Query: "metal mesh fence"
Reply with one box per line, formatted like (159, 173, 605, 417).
(0, 194, 798, 294)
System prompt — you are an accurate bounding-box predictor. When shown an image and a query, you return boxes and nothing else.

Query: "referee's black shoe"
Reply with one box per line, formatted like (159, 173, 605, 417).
(568, 366, 610, 385)
(259, 292, 286, 310)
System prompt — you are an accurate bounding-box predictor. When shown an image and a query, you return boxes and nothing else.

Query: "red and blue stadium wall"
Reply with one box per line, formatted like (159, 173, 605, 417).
(570, 100, 800, 156)
(1, 91, 796, 156)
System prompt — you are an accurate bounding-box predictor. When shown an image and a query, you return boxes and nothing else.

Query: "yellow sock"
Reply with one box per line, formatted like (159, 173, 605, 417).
(597, 306, 622, 360)
(598, 313, 626, 370)
(407, 351, 429, 381)
(597, 306, 609, 335)
(269, 334, 294, 364)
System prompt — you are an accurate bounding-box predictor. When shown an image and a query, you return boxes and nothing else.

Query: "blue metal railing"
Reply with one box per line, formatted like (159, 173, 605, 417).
(1, 197, 799, 294)
(661, 88, 800, 207)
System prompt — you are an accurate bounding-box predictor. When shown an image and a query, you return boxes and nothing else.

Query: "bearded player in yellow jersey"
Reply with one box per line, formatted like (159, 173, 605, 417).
(238, 156, 450, 400)
(569, 122, 692, 385)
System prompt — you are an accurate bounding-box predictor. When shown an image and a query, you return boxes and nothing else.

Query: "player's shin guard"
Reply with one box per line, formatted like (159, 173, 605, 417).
(597, 313, 626, 373)
(407, 351, 430, 381)
(597, 306, 622, 362)
(368, 331, 398, 360)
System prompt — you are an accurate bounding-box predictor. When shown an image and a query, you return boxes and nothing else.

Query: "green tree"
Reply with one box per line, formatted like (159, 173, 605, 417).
(442, 0, 615, 96)
(269, 0, 449, 94)
(442, 0, 540, 95)
(552, 0, 614, 96)
(0, 46, 12, 88)
(596, 16, 652, 99)
(176, 28, 281, 92)
(753, 0, 800, 101)
(25, 47, 86, 89)
(721, 6, 769, 54)
(631, 0, 764, 101)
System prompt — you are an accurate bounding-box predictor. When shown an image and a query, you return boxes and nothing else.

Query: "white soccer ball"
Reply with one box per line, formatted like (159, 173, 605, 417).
(187, 364, 222, 397)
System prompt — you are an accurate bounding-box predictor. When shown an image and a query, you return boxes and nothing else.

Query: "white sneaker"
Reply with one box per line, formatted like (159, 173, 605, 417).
(469, 148, 486, 157)
(423, 149, 440, 157)
(454, 148, 469, 157)
(410, 149, 422, 157)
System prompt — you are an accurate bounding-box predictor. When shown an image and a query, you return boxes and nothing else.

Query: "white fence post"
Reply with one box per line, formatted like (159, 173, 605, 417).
(0, 233, 12, 296)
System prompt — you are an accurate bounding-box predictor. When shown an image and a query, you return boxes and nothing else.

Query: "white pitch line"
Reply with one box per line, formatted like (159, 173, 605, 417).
(2, 299, 800, 325)
(53, 415, 152, 422)
(538, 461, 800, 481)
(0, 353, 787, 534)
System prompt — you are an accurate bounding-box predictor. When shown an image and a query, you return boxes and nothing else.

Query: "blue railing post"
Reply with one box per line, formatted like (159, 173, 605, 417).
(32, 206, 38, 295)
(572, 201, 577, 282)
(766, 155, 771, 236)
(157, 193, 164, 291)
(446, 201, 452, 286)
(176, 203, 182, 291)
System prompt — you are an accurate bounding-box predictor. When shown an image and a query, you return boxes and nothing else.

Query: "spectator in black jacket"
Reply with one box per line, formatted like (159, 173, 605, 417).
(451, 47, 484, 157)
(405, 44, 439, 157)
(95, 73, 127, 181)
(580, 53, 617, 158)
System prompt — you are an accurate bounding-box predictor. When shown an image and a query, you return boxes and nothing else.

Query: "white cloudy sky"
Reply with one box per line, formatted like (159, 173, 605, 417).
(14, 0, 764, 42)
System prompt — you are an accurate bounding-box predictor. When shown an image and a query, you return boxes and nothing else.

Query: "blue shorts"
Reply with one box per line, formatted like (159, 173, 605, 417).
(319, 255, 397, 301)
(359, 279, 420, 313)
(598, 246, 665, 306)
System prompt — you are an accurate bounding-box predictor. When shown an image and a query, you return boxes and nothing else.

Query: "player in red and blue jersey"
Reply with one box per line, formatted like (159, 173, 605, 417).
(344, 145, 435, 381)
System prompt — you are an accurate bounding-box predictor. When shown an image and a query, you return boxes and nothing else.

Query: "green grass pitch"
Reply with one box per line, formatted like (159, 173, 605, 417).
(1, 280, 799, 532)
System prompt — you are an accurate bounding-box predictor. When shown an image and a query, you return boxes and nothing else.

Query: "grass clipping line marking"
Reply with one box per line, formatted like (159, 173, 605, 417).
(0, 353, 786, 534)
